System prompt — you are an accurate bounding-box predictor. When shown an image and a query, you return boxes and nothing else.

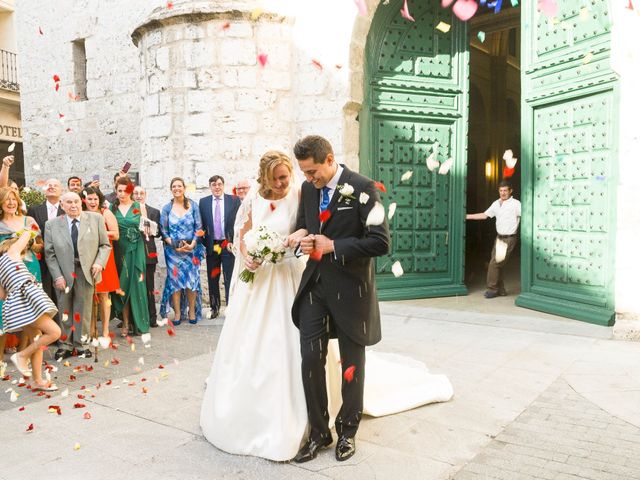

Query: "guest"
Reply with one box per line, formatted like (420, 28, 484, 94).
(111, 177, 150, 336)
(27, 178, 63, 309)
(133, 186, 161, 328)
(45, 192, 111, 358)
(199, 175, 241, 318)
(0, 155, 12, 188)
(234, 178, 251, 201)
(67, 176, 83, 194)
(0, 187, 43, 371)
(82, 187, 120, 338)
(105, 170, 127, 206)
(1, 232, 61, 390)
(160, 177, 205, 324)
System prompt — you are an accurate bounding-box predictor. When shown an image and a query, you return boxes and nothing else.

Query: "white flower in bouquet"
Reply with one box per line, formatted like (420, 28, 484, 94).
(239, 225, 287, 283)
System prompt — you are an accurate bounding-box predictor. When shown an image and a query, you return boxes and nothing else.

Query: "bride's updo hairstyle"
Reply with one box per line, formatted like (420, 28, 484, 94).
(257, 151, 293, 198)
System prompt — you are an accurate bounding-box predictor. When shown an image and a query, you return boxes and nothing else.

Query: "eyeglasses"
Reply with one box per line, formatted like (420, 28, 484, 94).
(236, 187, 249, 191)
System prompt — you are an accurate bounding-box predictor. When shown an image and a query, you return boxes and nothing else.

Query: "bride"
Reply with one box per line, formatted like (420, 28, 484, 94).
(200, 151, 453, 461)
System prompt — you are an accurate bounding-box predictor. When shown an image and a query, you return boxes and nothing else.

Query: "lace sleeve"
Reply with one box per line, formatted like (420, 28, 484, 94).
(232, 191, 255, 257)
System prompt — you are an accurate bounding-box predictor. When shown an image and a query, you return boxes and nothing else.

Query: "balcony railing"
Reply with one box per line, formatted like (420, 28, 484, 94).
(0, 49, 19, 92)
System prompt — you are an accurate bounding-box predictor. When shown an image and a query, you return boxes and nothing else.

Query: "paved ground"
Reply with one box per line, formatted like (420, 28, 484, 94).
(2, 295, 640, 480)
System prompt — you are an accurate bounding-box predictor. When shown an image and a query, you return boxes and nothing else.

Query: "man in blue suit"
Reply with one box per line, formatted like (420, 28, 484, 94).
(199, 175, 242, 318)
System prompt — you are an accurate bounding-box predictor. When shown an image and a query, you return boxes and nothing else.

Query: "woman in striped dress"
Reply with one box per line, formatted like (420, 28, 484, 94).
(0, 231, 60, 390)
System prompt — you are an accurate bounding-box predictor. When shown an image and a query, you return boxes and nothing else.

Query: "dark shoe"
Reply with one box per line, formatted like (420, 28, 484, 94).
(293, 436, 333, 463)
(335, 436, 356, 461)
(484, 290, 499, 299)
(54, 348, 72, 360)
(150, 321, 158, 328)
(79, 349, 93, 359)
(188, 319, 197, 325)
(172, 319, 181, 326)
(210, 309, 219, 319)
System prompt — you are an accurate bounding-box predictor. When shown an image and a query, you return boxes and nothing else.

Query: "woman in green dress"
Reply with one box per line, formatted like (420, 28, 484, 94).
(111, 177, 149, 336)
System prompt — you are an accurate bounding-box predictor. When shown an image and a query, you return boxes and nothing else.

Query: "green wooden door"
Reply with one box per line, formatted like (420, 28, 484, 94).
(516, 1, 618, 325)
(362, 0, 468, 300)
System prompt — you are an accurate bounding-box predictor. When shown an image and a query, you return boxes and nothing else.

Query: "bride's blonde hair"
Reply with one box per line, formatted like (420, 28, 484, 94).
(257, 151, 293, 198)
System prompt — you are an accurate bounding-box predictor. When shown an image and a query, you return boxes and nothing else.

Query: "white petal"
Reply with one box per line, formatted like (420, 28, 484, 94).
(502, 149, 513, 161)
(365, 202, 385, 226)
(438, 157, 454, 175)
(426, 152, 440, 172)
(391, 261, 404, 278)
(141, 333, 151, 344)
(91, 338, 99, 347)
(33, 164, 41, 171)
(138, 357, 145, 365)
(400, 170, 413, 182)
(506, 156, 518, 169)
(359, 192, 370, 204)
(62, 313, 69, 323)
(10, 390, 18, 402)
(495, 239, 508, 263)
(157, 318, 169, 326)
(61, 388, 69, 398)
(388, 202, 397, 220)
(7, 143, 15, 153)
(98, 336, 111, 349)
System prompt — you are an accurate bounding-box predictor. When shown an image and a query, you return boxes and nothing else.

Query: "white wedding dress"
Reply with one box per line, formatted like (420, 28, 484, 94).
(200, 185, 454, 462)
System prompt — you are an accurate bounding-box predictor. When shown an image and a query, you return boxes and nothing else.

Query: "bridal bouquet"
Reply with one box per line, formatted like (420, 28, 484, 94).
(239, 225, 287, 283)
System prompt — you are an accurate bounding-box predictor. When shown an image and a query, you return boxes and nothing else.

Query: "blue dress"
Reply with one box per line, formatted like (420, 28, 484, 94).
(159, 202, 205, 322)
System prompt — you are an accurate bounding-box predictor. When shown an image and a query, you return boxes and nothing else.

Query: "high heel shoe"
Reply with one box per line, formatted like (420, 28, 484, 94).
(10, 353, 31, 378)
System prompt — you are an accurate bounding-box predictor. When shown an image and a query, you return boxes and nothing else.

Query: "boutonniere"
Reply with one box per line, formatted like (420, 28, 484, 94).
(337, 183, 356, 204)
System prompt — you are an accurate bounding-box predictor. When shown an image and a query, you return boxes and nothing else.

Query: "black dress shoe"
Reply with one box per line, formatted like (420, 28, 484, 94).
(54, 348, 72, 360)
(210, 309, 219, 319)
(293, 436, 333, 463)
(335, 436, 356, 461)
(79, 349, 92, 358)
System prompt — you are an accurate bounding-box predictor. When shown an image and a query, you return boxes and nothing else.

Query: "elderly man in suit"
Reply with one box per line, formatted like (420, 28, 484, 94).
(27, 178, 64, 305)
(289, 135, 390, 463)
(199, 175, 241, 318)
(133, 185, 161, 328)
(45, 192, 111, 359)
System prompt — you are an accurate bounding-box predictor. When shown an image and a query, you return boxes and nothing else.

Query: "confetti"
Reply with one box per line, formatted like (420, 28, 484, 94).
(400, 0, 415, 21)
(438, 157, 454, 175)
(7, 143, 15, 153)
(391, 261, 404, 277)
(53, 74, 60, 82)
(311, 59, 323, 70)
(343, 365, 356, 383)
(147, 252, 158, 259)
(269, 203, 276, 212)
(195, 229, 205, 237)
(503, 166, 515, 179)
(436, 21, 451, 33)
(400, 170, 413, 182)
(426, 152, 440, 172)
(10, 390, 18, 402)
(141, 333, 151, 344)
(477, 31, 486, 43)
(18, 406, 25, 412)
(452, 0, 479, 21)
(172, 266, 178, 278)
(213, 244, 222, 254)
(510, 0, 518, 5)
(373, 181, 387, 193)
(48, 405, 62, 415)
(83, 412, 92, 419)
(388, 203, 397, 220)
(61, 388, 69, 398)
(167, 328, 176, 337)
(319, 210, 331, 222)
(210, 267, 221, 278)
(73, 443, 81, 450)
(359, 192, 370, 204)
(538, 0, 557, 18)
(354, 0, 368, 16)
(167, 1, 173, 8)
(157, 318, 169, 327)
(221, 239, 229, 249)
(26, 423, 34, 432)
(365, 202, 385, 226)
(582, 52, 593, 64)
(221, 21, 231, 30)
(257, 53, 268, 67)
(73, 313, 80, 323)
(503, 150, 518, 168)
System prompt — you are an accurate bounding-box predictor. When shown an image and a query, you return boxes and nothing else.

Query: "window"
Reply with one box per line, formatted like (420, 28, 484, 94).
(72, 39, 87, 101)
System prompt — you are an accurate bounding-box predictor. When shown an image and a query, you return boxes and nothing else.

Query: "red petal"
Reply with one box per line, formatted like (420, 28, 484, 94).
(503, 166, 515, 179)
(59, 334, 68, 342)
(192, 256, 200, 266)
(132, 208, 140, 215)
(374, 181, 387, 193)
(53, 74, 60, 82)
(35, 253, 42, 261)
(65, 128, 72, 133)
(210, 267, 221, 278)
(70, 326, 75, 332)
(83, 412, 92, 419)
(69, 375, 76, 381)
(311, 59, 323, 70)
(270, 203, 276, 211)
(105, 380, 112, 385)
(31, 223, 40, 231)
(126, 336, 133, 345)
(343, 365, 356, 383)
(18, 406, 25, 411)
(111, 358, 120, 365)
(71, 272, 77, 279)
(335, 64, 343, 69)
(222, 21, 230, 30)
(147, 252, 158, 259)
(167, 328, 175, 337)
(166, 1, 173, 8)
(158, 364, 164, 369)
(77, 394, 85, 399)
(26, 423, 34, 432)
(73, 403, 85, 409)
(232, 187, 237, 195)
(195, 229, 205, 237)
(319, 210, 331, 222)
(309, 249, 323, 261)
(221, 239, 229, 249)
(257, 53, 268, 67)
(73, 313, 80, 322)
(55, 83, 60, 92)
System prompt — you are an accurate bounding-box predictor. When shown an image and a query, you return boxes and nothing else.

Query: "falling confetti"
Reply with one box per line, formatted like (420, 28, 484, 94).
(373, 181, 387, 193)
(436, 21, 451, 33)
(503, 166, 515, 179)
(167, 2, 173, 8)
(26, 423, 34, 432)
(477, 31, 486, 43)
(538, 0, 558, 18)
(391, 261, 404, 277)
(83, 412, 92, 420)
(365, 202, 385, 226)
(210, 267, 221, 278)
(388, 202, 397, 220)
(426, 152, 440, 172)
(7, 143, 15, 153)
(354, 0, 368, 16)
(400, 0, 415, 21)
(400, 171, 413, 182)
(582, 51, 593, 64)
(343, 365, 356, 383)
(452, 0, 479, 21)
(73, 443, 81, 450)
(438, 157, 454, 175)
(222, 21, 231, 30)
(359, 192, 370, 204)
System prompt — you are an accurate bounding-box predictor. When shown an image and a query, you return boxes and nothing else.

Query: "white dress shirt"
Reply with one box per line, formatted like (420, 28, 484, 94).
(484, 196, 521, 235)
(46, 201, 60, 221)
(319, 164, 344, 211)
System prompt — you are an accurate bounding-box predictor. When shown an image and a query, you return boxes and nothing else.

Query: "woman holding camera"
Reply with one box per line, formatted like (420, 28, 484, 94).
(111, 177, 149, 336)
(159, 177, 205, 325)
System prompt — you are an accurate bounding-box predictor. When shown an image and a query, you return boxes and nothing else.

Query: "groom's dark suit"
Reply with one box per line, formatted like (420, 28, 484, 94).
(292, 165, 390, 443)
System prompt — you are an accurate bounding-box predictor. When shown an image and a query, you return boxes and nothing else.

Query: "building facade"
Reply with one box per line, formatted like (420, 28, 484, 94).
(14, 0, 640, 327)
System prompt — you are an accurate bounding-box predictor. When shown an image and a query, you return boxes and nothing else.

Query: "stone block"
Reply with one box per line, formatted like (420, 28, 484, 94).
(296, 71, 327, 96)
(259, 69, 291, 90)
(183, 135, 216, 161)
(196, 68, 224, 89)
(219, 39, 256, 66)
(221, 67, 257, 88)
(183, 113, 212, 135)
(145, 30, 162, 48)
(158, 93, 185, 115)
(259, 112, 288, 135)
(208, 21, 253, 38)
(189, 40, 216, 68)
(171, 70, 197, 89)
(146, 115, 172, 138)
(251, 135, 291, 158)
(184, 24, 206, 40)
(155, 46, 170, 71)
(219, 112, 258, 134)
(255, 22, 291, 43)
(235, 90, 277, 112)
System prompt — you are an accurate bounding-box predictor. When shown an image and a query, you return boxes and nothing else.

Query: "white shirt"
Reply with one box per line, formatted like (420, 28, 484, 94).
(66, 214, 80, 234)
(319, 164, 344, 210)
(46, 201, 60, 221)
(485, 197, 521, 235)
(212, 195, 225, 239)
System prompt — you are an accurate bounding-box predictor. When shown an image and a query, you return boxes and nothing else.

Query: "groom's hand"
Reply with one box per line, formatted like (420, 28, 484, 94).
(300, 234, 334, 255)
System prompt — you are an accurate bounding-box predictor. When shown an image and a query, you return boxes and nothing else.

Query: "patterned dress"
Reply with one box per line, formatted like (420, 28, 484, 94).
(159, 202, 205, 322)
(112, 202, 149, 334)
(0, 254, 57, 333)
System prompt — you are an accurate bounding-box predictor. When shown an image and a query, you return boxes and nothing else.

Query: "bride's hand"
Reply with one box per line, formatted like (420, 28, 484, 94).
(285, 229, 308, 248)
(244, 257, 262, 272)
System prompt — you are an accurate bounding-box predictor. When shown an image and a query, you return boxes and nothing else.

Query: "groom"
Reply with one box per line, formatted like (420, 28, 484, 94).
(290, 135, 390, 462)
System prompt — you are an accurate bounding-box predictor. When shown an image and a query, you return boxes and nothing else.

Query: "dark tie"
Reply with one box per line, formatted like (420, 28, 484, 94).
(71, 219, 79, 259)
(320, 186, 330, 212)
